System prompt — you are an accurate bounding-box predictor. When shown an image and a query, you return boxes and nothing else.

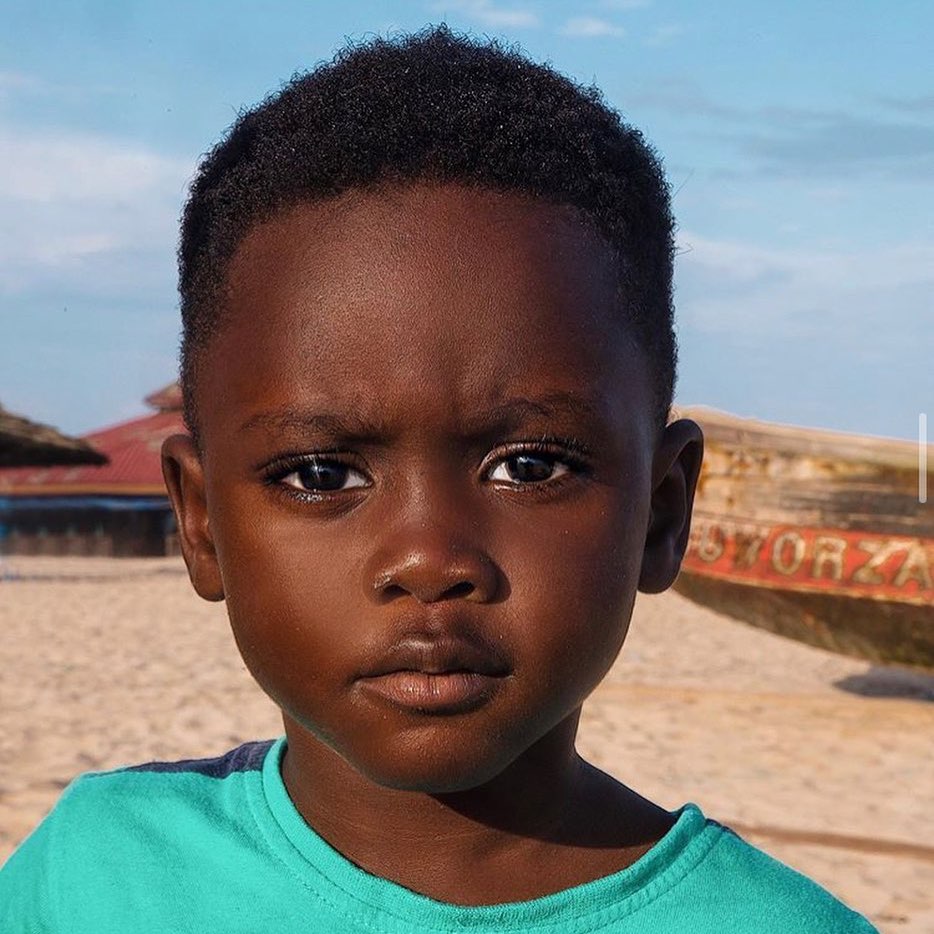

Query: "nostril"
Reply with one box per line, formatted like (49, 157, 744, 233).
(443, 581, 475, 600)
(374, 579, 475, 604)
(369, 551, 498, 604)
(379, 583, 409, 601)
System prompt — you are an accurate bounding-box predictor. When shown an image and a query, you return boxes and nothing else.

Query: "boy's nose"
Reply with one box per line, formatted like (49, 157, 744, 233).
(366, 534, 500, 605)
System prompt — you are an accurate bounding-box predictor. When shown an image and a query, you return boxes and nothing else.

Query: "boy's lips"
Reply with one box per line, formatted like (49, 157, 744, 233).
(355, 635, 511, 713)
(360, 634, 510, 678)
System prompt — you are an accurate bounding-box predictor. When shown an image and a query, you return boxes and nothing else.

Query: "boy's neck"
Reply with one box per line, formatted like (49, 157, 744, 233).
(279, 712, 674, 906)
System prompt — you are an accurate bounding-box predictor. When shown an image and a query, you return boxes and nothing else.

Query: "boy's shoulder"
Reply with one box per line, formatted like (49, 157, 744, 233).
(679, 814, 878, 933)
(46, 737, 275, 809)
(1, 739, 282, 932)
(107, 737, 275, 781)
(6, 738, 278, 861)
(54, 737, 277, 822)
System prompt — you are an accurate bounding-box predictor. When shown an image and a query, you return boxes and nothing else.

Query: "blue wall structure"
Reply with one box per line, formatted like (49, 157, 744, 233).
(0, 496, 176, 557)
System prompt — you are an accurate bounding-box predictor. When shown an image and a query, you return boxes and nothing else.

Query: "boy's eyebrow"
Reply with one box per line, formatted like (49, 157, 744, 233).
(238, 393, 606, 440)
(482, 393, 600, 421)
(464, 392, 609, 438)
(238, 409, 389, 441)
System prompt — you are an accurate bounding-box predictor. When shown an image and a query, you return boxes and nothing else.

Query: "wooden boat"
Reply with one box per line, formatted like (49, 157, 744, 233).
(674, 407, 933, 671)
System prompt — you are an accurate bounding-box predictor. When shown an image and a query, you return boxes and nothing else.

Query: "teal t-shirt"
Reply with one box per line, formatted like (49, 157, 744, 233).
(1, 737, 876, 932)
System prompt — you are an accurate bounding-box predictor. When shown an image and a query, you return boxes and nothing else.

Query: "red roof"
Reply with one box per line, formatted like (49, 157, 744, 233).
(0, 409, 187, 496)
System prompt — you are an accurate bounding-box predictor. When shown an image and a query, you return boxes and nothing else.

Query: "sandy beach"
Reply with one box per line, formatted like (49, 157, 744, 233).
(1, 555, 931, 931)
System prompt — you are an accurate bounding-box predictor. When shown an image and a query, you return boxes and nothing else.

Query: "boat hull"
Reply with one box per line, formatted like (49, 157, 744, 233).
(675, 571, 933, 670)
(674, 408, 933, 671)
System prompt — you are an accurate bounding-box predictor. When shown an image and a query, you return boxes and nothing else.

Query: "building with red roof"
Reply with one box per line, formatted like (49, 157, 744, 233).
(0, 384, 187, 556)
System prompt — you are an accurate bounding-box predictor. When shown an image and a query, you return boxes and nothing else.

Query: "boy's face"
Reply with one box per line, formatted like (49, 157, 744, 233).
(164, 184, 701, 793)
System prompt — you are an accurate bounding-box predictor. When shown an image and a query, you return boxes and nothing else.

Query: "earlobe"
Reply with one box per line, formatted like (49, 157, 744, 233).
(161, 434, 225, 602)
(638, 419, 704, 594)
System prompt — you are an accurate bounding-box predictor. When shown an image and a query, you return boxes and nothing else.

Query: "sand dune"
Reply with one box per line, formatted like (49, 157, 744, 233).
(1, 555, 932, 932)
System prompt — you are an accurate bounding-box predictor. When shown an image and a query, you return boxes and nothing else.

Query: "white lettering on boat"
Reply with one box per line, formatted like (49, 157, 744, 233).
(811, 535, 846, 581)
(683, 518, 933, 604)
(771, 531, 806, 575)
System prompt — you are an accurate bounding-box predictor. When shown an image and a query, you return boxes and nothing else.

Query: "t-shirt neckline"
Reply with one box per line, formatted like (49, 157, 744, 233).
(251, 736, 720, 933)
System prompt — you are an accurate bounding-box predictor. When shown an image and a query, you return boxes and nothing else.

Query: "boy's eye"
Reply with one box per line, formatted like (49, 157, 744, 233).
(280, 457, 368, 493)
(486, 452, 571, 485)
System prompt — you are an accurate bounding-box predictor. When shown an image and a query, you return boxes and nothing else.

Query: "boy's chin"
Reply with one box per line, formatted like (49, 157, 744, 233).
(283, 700, 580, 797)
(339, 736, 521, 796)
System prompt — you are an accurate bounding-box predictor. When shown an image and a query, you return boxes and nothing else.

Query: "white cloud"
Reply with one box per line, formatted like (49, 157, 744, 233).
(879, 93, 934, 114)
(625, 82, 934, 178)
(738, 111, 934, 178)
(428, 0, 540, 29)
(0, 128, 191, 204)
(600, 0, 650, 9)
(672, 232, 934, 437)
(643, 23, 685, 46)
(0, 71, 43, 95)
(0, 121, 194, 294)
(560, 17, 626, 38)
(0, 70, 123, 105)
(625, 78, 741, 119)
(675, 232, 934, 341)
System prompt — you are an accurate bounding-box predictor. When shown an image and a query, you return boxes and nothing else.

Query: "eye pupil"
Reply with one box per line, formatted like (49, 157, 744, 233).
(506, 454, 554, 482)
(297, 459, 347, 491)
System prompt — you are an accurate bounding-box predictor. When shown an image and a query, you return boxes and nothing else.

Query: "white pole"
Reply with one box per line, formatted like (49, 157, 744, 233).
(920, 413, 928, 504)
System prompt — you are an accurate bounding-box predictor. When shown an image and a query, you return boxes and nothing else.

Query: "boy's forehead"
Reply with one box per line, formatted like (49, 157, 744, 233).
(227, 183, 616, 300)
(203, 183, 652, 442)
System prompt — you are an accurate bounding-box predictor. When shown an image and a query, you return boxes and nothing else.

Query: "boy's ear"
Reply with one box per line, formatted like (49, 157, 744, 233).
(638, 418, 704, 594)
(161, 434, 225, 602)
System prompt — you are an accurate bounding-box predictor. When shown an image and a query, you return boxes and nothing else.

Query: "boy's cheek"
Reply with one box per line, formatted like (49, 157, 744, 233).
(209, 476, 644, 629)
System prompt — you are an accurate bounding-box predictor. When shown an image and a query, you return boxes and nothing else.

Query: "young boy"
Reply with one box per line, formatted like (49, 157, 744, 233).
(1, 27, 876, 932)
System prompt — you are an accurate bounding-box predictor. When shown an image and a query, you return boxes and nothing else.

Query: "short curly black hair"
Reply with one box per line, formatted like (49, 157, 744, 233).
(179, 25, 677, 440)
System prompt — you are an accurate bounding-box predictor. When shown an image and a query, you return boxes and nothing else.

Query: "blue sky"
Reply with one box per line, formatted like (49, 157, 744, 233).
(1, 0, 931, 439)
